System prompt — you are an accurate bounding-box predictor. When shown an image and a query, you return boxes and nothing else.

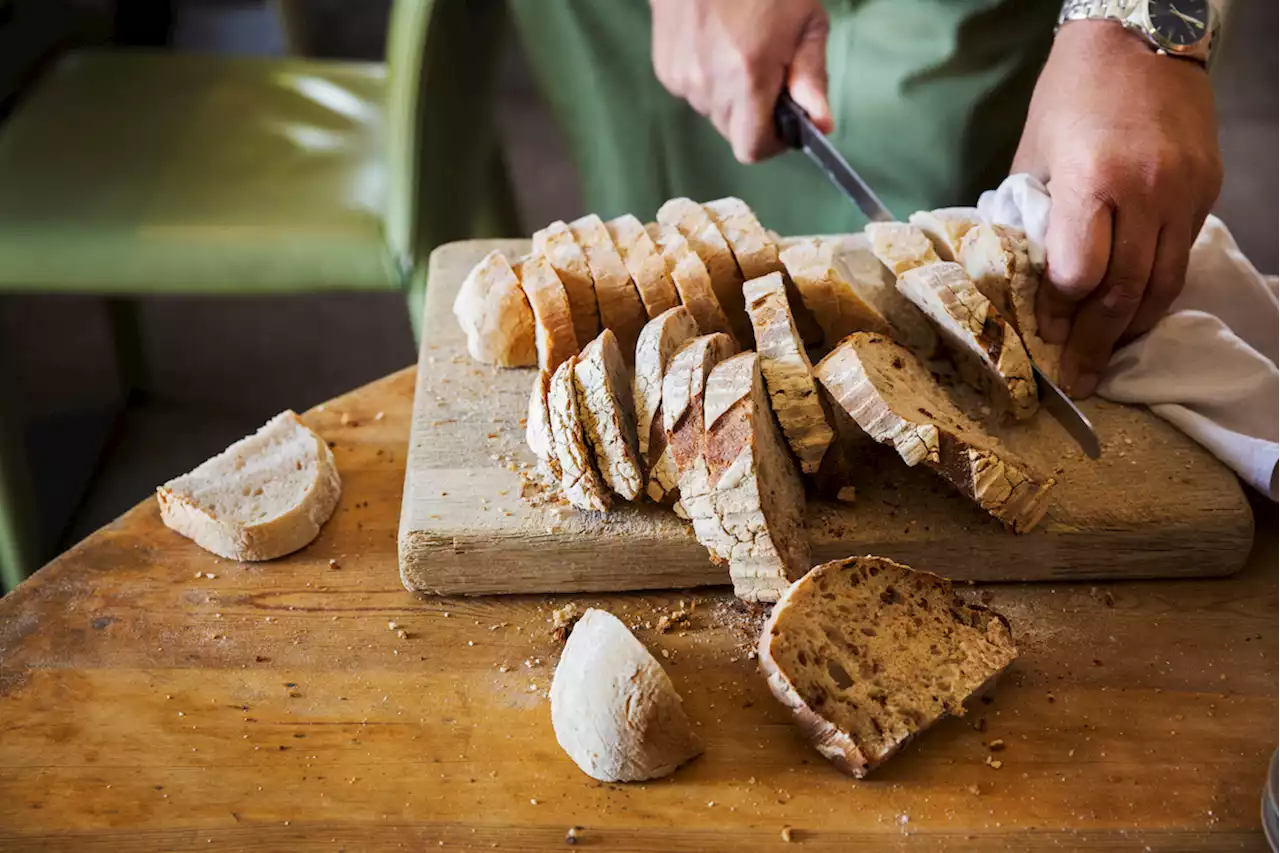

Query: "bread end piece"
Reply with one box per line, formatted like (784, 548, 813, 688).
(758, 556, 1017, 778)
(157, 411, 341, 561)
(551, 608, 703, 782)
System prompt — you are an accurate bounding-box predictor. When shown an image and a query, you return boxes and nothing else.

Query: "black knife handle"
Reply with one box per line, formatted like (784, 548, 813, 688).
(774, 91, 805, 150)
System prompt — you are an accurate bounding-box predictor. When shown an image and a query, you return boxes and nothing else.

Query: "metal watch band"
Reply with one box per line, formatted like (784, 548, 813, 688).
(1058, 0, 1139, 28)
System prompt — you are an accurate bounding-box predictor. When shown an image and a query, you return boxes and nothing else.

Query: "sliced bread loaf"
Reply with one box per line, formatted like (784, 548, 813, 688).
(574, 329, 644, 501)
(758, 556, 1018, 778)
(897, 262, 1038, 420)
(657, 197, 752, 346)
(959, 223, 1063, 385)
(778, 237, 890, 353)
(525, 369, 561, 477)
(680, 352, 810, 603)
(520, 253, 580, 374)
(452, 249, 537, 367)
(743, 272, 834, 474)
(157, 411, 341, 561)
(533, 219, 601, 348)
(815, 333, 1055, 533)
(548, 356, 611, 513)
(571, 214, 649, 359)
(550, 608, 703, 782)
(605, 214, 680, 319)
(907, 208, 983, 263)
(648, 223, 736, 340)
(865, 221, 940, 277)
(703, 196, 782, 279)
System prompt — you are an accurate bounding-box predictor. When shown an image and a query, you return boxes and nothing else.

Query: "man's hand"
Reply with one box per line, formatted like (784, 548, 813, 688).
(1012, 21, 1222, 398)
(649, 0, 832, 163)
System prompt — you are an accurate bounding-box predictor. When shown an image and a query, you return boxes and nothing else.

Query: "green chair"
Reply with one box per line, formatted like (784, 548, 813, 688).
(0, 0, 517, 590)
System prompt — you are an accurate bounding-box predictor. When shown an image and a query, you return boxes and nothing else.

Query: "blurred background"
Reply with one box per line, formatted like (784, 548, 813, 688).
(0, 0, 1275, 585)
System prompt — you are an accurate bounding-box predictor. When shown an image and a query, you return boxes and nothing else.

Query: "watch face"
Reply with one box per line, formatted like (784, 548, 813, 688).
(1147, 0, 1210, 47)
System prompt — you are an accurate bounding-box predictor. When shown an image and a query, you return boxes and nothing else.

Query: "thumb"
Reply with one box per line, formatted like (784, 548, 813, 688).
(787, 16, 832, 134)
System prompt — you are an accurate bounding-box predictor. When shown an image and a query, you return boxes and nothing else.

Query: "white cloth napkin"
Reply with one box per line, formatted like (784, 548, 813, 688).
(977, 174, 1279, 499)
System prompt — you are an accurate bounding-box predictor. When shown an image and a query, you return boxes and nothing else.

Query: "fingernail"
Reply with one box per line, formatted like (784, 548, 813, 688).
(1068, 372, 1098, 399)
(1043, 318, 1071, 344)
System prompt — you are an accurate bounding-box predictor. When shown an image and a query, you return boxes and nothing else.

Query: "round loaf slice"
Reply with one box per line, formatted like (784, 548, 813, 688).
(865, 221, 941, 277)
(657, 197, 751, 346)
(606, 214, 680, 319)
(647, 223, 736, 341)
(571, 214, 649, 360)
(520, 253, 579, 374)
(549, 355, 611, 512)
(526, 369, 561, 478)
(759, 556, 1018, 778)
(574, 329, 643, 501)
(551, 608, 703, 782)
(634, 306, 701, 460)
(157, 411, 340, 561)
(533, 219, 601, 348)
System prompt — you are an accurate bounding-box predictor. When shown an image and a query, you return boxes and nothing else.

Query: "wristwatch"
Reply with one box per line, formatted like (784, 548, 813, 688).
(1058, 0, 1221, 66)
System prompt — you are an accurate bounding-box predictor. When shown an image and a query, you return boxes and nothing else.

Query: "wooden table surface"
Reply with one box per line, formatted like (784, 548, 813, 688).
(1, 367, 1275, 852)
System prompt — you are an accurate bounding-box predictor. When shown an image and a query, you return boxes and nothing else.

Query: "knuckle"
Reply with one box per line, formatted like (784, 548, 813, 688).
(1095, 280, 1145, 318)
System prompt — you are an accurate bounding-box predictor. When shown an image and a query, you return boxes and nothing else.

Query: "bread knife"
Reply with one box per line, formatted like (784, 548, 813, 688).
(773, 92, 1102, 459)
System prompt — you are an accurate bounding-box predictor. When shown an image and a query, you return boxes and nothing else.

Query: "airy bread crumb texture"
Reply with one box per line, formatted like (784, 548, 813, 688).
(157, 411, 340, 561)
(759, 556, 1017, 778)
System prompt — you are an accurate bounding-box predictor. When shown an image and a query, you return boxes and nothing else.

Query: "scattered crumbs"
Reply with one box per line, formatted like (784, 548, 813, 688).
(780, 827, 793, 843)
(985, 755, 1003, 770)
(551, 603, 581, 643)
(656, 599, 695, 634)
(987, 739, 1005, 752)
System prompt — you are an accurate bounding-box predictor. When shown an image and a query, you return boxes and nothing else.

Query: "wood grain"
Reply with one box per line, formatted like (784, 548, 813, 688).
(399, 240, 1254, 595)
(0, 371, 1274, 851)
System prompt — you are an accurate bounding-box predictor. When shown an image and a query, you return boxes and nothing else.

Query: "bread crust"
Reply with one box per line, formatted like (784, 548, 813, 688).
(897, 262, 1038, 420)
(571, 214, 649, 360)
(743, 272, 834, 474)
(520, 253, 579, 374)
(648, 223, 736, 340)
(815, 333, 1054, 533)
(157, 411, 340, 561)
(758, 556, 1017, 778)
(534, 220, 601, 348)
(658, 197, 752, 346)
(452, 250, 537, 366)
(606, 214, 680, 319)
(907, 208, 984, 263)
(574, 330, 644, 501)
(548, 356, 611, 512)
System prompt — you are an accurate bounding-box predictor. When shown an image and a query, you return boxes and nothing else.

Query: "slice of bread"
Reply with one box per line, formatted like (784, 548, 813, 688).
(897, 262, 1038, 420)
(634, 307, 700, 461)
(548, 355, 611, 513)
(574, 329, 644, 501)
(758, 556, 1018, 778)
(865, 222, 941, 277)
(533, 220, 601, 348)
(452, 250, 537, 367)
(648, 223, 736, 340)
(815, 333, 1054, 533)
(703, 196, 783, 280)
(657, 197, 752, 346)
(778, 237, 890, 353)
(157, 411, 341, 561)
(606, 214, 680, 319)
(570, 214, 649, 360)
(680, 352, 810, 603)
(743, 272, 834, 474)
(662, 333, 739, 480)
(551, 608, 703, 782)
(907, 208, 984, 263)
(526, 369, 561, 477)
(520, 253, 579, 374)
(959, 223, 1063, 385)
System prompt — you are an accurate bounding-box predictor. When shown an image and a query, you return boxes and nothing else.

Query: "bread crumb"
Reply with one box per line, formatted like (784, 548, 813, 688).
(780, 827, 793, 843)
(529, 799, 538, 806)
(328, 559, 340, 569)
(340, 412, 352, 425)
(836, 486, 856, 503)
(564, 826, 579, 845)
(551, 603, 581, 643)
(388, 621, 399, 631)
(984, 755, 1003, 770)
(968, 784, 981, 795)
(987, 739, 1005, 752)
(375, 411, 385, 421)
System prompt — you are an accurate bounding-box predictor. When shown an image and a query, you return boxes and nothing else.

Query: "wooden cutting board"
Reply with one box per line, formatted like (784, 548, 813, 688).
(398, 239, 1254, 595)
